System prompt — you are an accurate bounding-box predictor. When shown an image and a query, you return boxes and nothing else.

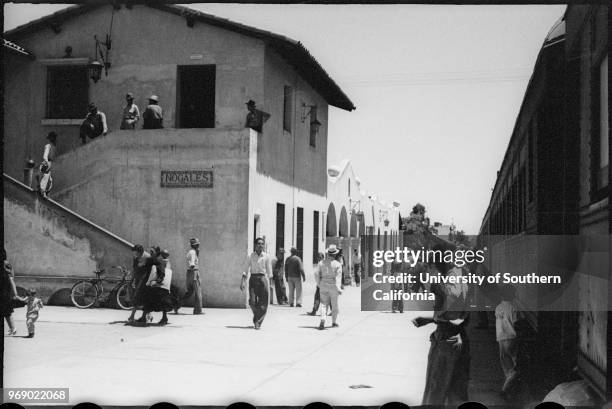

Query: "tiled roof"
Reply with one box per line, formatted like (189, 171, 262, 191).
(4, 4, 355, 111)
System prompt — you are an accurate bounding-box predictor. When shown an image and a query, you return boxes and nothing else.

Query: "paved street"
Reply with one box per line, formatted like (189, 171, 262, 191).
(4, 282, 434, 406)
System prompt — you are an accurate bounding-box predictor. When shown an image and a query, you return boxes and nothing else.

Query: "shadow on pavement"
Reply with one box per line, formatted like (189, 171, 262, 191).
(225, 325, 255, 329)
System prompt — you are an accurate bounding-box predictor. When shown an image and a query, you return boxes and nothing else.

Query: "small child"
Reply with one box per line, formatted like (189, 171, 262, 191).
(18, 289, 43, 338)
(495, 284, 522, 395)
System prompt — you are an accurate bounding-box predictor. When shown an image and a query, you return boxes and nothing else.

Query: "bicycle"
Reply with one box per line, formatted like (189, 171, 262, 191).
(70, 266, 134, 310)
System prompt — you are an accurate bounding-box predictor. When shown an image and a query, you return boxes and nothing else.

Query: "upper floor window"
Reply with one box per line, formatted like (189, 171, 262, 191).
(597, 54, 608, 189)
(528, 118, 536, 202)
(177, 65, 215, 128)
(309, 105, 318, 148)
(591, 53, 609, 200)
(283, 86, 293, 132)
(46, 65, 88, 119)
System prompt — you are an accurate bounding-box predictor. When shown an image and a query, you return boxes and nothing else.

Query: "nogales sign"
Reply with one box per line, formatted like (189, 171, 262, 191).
(161, 170, 213, 188)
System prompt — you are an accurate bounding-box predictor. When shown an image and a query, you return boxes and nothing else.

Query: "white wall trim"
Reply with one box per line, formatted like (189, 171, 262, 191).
(38, 57, 90, 66)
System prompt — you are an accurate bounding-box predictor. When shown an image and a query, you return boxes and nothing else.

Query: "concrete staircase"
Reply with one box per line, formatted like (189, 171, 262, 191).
(3, 173, 133, 305)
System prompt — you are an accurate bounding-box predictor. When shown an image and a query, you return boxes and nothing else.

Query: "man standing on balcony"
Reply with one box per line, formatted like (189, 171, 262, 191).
(120, 93, 140, 130)
(245, 100, 270, 133)
(143, 95, 163, 129)
(38, 131, 57, 198)
(80, 103, 108, 144)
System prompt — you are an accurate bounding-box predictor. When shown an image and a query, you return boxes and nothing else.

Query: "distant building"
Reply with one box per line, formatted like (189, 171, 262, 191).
(325, 160, 401, 280)
(432, 223, 455, 241)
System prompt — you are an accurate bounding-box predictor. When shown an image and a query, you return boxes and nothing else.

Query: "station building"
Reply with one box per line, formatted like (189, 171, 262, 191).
(325, 160, 402, 281)
(3, 4, 402, 308)
(3, 4, 356, 307)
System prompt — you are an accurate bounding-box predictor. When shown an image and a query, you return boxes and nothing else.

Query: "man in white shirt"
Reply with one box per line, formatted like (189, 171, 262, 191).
(38, 132, 57, 198)
(120, 93, 140, 130)
(240, 237, 273, 329)
(314, 244, 343, 330)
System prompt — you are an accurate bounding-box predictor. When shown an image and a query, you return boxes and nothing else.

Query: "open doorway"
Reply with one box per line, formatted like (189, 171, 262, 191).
(253, 214, 261, 250)
(177, 65, 216, 128)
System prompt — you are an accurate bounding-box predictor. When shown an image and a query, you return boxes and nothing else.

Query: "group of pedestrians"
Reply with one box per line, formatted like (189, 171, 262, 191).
(127, 237, 202, 326)
(240, 238, 345, 330)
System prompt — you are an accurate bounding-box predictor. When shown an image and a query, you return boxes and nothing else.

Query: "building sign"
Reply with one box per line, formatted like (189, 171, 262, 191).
(161, 170, 213, 188)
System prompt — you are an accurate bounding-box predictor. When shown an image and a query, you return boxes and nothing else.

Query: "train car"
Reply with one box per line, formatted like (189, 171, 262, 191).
(564, 4, 610, 400)
(480, 4, 610, 400)
(479, 15, 582, 396)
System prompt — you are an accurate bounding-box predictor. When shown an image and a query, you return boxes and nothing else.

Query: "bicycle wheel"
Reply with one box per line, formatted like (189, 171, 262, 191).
(71, 280, 98, 308)
(115, 282, 133, 310)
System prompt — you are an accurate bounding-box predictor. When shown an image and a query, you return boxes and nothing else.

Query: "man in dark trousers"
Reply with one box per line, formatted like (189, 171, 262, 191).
(182, 237, 203, 315)
(128, 244, 152, 323)
(240, 238, 273, 329)
(285, 247, 305, 307)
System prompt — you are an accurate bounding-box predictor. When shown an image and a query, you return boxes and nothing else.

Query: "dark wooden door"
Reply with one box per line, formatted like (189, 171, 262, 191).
(178, 65, 215, 128)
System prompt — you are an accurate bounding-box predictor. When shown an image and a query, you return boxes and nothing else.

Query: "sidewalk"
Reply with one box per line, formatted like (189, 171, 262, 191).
(466, 315, 507, 406)
(5, 283, 537, 408)
(466, 314, 542, 408)
(4, 284, 432, 407)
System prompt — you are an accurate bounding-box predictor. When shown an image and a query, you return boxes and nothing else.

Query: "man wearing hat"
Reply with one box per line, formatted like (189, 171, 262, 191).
(313, 244, 343, 330)
(142, 95, 163, 129)
(285, 247, 305, 307)
(38, 132, 58, 198)
(240, 237, 273, 329)
(244, 100, 270, 133)
(120, 93, 140, 130)
(80, 102, 108, 144)
(181, 237, 203, 314)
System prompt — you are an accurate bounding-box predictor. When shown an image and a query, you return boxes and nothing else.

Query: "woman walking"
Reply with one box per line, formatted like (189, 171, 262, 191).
(128, 244, 153, 323)
(412, 245, 471, 406)
(314, 245, 343, 330)
(142, 249, 173, 326)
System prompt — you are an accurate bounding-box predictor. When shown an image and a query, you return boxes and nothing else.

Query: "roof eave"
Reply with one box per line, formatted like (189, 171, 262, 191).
(4, 3, 355, 111)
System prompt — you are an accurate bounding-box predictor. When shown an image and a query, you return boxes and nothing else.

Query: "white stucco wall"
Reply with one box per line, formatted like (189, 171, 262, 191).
(248, 131, 327, 276)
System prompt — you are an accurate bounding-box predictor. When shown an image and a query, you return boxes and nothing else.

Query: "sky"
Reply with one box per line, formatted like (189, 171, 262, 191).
(3, 3, 567, 234)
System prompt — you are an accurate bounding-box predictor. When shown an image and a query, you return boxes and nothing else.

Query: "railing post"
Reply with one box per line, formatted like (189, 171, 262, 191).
(23, 159, 36, 188)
